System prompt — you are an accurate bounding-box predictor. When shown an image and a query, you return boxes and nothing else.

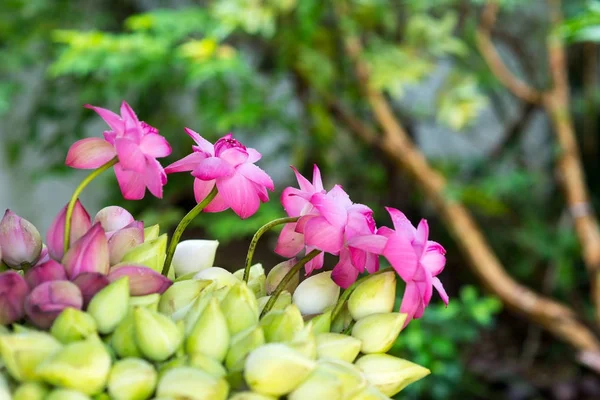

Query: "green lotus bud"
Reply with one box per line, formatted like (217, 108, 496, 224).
(257, 291, 292, 314)
(46, 389, 91, 400)
(186, 297, 229, 361)
(11, 323, 33, 333)
(36, 336, 111, 395)
(308, 308, 332, 335)
(354, 354, 430, 396)
(13, 382, 49, 400)
(50, 308, 97, 344)
(317, 359, 367, 399)
(134, 307, 182, 362)
(129, 293, 160, 311)
(158, 279, 211, 321)
(121, 234, 167, 274)
(156, 367, 229, 400)
(172, 239, 219, 277)
(244, 343, 316, 396)
(87, 276, 130, 334)
(265, 259, 299, 295)
(349, 385, 390, 400)
(316, 333, 361, 362)
(229, 392, 276, 400)
(293, 271, 340, 315)
(94, 394, 111, 400)
(0, 331, 62, 381)
(226, 325, 265, 372)
(351, 313, 406, 354)
(221, 282, 260, 335)
(348, 271, 396, 320)
(194, 267, 240, 288)
(260, 304, 304, 343)
(107, 358, 157, 400)
(288, 368, 343, 400)
(111, 312, 141, 358)
(183, 282, 228, 335)
(143, 224, 160, 241)
(189, 352, 227, 378)
(287, 322, 317, 360)
(234, 263, 266, 297)
(331, 304, 353, 333)
(156, 355, 188, 380)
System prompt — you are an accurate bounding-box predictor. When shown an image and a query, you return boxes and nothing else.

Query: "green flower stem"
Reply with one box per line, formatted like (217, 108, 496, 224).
(330, 266, 393, 322)
(161, 186, 219, 277)
(63, 157, 118, 253)
(261, 249, 322, 317)
(243, 216, 299, 282)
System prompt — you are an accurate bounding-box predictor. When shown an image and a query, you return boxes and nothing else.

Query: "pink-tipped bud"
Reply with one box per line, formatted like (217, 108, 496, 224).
(34, 245, 51, 267)
(25, 280, 83, 329)
(108, 265, 172, 296)
(108, 221, 144, 265)
(0, 210, 43, 269)
(0, 271, 29, 324)
(94, 206, 135, 236)
(62, 223, 109, 280)
(24, 260, 68, 289)
(46, 201, 91, 261)
(71, 272, 110, 308)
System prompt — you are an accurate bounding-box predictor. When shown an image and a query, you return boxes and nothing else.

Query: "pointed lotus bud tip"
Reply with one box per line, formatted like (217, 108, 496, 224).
(143, 224, 160, 241)
(71, 272, 110, 308)
(36, 336, 111, 395)
(108, 224, 144, 265)
(156, 367, 229, 400)
(50, 308, 97, 344)
(234, 263, 266, 298)
(186, 297, 230, 362)
(226, 325, 265, 372)
(244, 343, 316, 396)
(257, 290, 292, 314)
(0, 331, 62, 381)
(288, 322, 317, 360)
(62, 223, 109, 280)
(0, 209, 42, 269)
(351, 312, 406, 354)
(25, 280, 83, 329)
(108, 264, 172, 296)
(354, 354, 430, 396)
(134, 306, 182, 361)
(13, 382, 49, 400)
(107, 358, 157, 400)
(293, 271, 340, 315)
(47, 200, 91, 261)
(24, 259, 67, 289)
(266, 259, 299, 295)
(316, 332, 362, 363)
(129, 293, 161, 311)
(0, 270, 29, 325)
(229, 392, 277, 400)
(158, 279, 211, 321)
(94, 206, 134, 233)
(348, 271, 396, 320)
(111, 312, 142, 358)
(308, 308, 332, 335)
(87, 276, 130, 334)
(189, 352, 228, 378)
(260, 304, 304, 344)
(194, 266, 241, 288)
(172, 239, 219, 277)
(221, 282, 260, 335)
(121, 233, 167, 273)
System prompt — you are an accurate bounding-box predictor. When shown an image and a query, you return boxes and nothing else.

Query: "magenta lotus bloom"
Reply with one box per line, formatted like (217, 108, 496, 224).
(62, 223, 109, 279)
(108, 265, 172, 296)
(71, 272, 110, 307)
(46, 200, 91, 261)
(66, 101, 172, 200)
(25, 280, 83, 329)
(379, 207, 448, 325)
(165, 129, 274, 219)
(0, 210, 43, 269)
(24, 260, 68, 289)
(0, 271, 29, 325)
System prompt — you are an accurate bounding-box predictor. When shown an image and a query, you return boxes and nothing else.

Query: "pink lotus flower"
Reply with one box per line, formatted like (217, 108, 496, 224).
(0, 210, 43, 269)
(46, 200, 91, 261)
(94, 206, 144, 265)
(24, 260, 68, 289)
(66, 101, 171, 200)
(25, 280, 83, 329)
(0, 271, 29, 325)
(379, 207, 448, 326)
(62, 223, 109, 279)
(165, 130, 274, 219)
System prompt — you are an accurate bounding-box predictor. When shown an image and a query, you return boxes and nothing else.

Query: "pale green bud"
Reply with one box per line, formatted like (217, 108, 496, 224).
(265, 259, 299, 295)
(260, 304, 304, 343)
(354, 354, 430, 396)
(158, 279, 211, 321)
(50, 308, 97, 344)
(351, 313, 406, 354)
(244, 344, 316, 396)
(293, 271, 340, 315)
(183, 283, 229, 335)
(186, 297, 229, 361)
(221, 282, 260, 335)
(94, 394, 111, 400)
(134, 307, 182, 361)
(11, 323, 33, 333)
(172, 240, 219, 277)
(156, 355, 188, 380)
(317, 359, 367, 399)
(233, 263, 266, 298)
(316, 333, 362, 363)
(111, 312, 141, 358)
(226, 325, 265, 372)
(288, 322, 317, 359)
(129, 293, 160, 311)
(107, 358, 157, 400)
(156, 367, 229, 400)
(257, 290, 291, 314)
(189, 352, 227, 378)
(229, 392, 277, 400)
(348, 271, 396, 320)
(13, 382, 49, 400)
(36, 336, 111, 395)
(121, 234, 167, 274)
(0, 331, 62, 381)
(349, 385, 390, 400)
(143, 224, 160, 241)
(331, 304, 353, 333)
(288, 368, 343, 400)
(88, 276, 130, 334)
(309, 308, 332, 335)
(46, 389, 91, 400)
(194, 266, 240, 288)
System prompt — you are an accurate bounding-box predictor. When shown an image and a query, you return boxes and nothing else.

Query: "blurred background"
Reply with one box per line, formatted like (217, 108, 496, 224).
(3, 0, 600, 398)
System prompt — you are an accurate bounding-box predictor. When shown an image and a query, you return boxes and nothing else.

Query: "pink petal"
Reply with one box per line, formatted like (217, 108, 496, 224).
(140, 134, 172, 158)
(115, 138, 146, 173)
(383, 234, 418, 282)
(24, 259, 67, 289)
(144, 157, 167, 199)
(312, 164, 324, 192)
(281, 187, 309, 217)
(192, 157, 235, 180)
(71, 272, 110, 308)
(420, 241, 446, 276)
(290, 166, 313, 193)
(413, 219, 429, 257)
(399, 282, 421, 327)
(237, 163, 274, 191)
(120, 101, 142, 141)
(114, 164, 147, 200)
(348, 247, 366, 272)
(364, 252, 379, 274)
(376, 226, 395, 238)
(219, 147, 249, 167)
(304, 246, 324, 275)
(192, 179, 227, 213)
(432, 277, 449, 305)
(385, 207, 416, 239)
(310, 192, 348, 228)
(108, 224, 144, 265)
(94, 206, 134, 233)
(295, 215, 314, 234)
(165, 152, 208, 174)
(85, 104, 123, 133)
(47, 200, 91, 261)
(345, 210, 375, 239)
(253, 182, 270, 202)
(216, 173, 260, 219)
(303, 216, 344, 254)
(331, 250, 359, 289)
(328, 185, 352, 209)
(65, 138, 116, 169)
(347, 234, 387, 254)
(185, 128, 214, 155)
(62, 223, 109, 279)
(108, 265, 172, 296)
(415, 267, 433, 306)
(247, 148, 262, 163)
(274, 223, 304, 257)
